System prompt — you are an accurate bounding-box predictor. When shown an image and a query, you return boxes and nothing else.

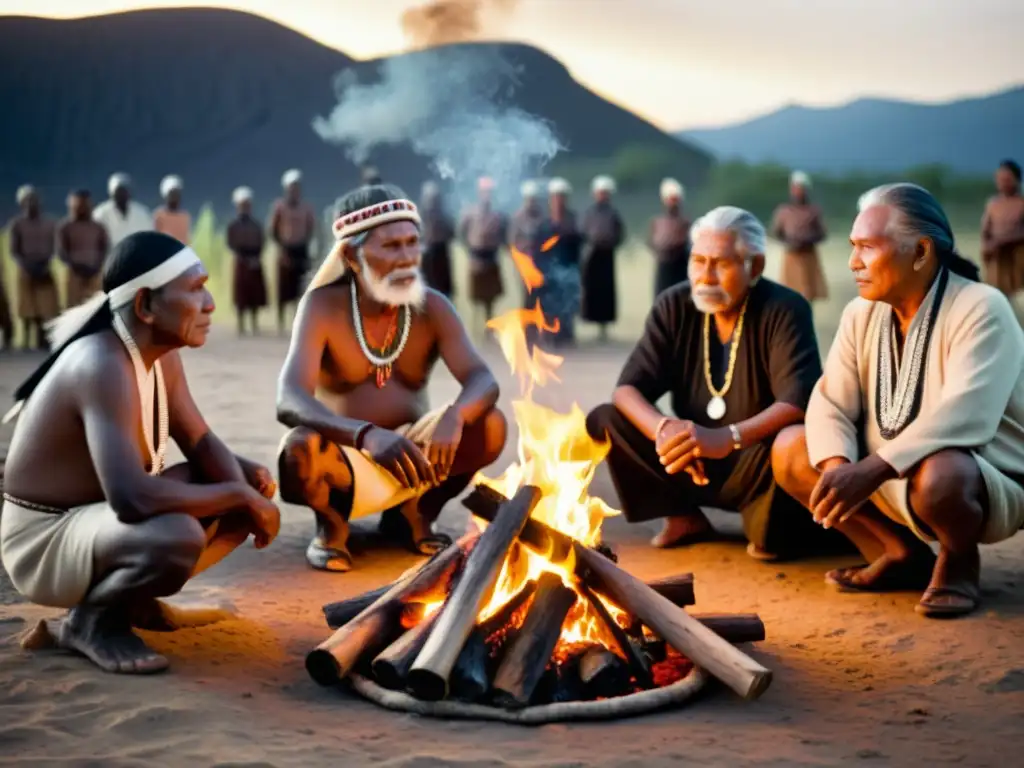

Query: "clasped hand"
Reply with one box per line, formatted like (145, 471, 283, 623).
(656, 419, 734, 485)
(363, 411, 464, 490)
(809, 457, 889, 529)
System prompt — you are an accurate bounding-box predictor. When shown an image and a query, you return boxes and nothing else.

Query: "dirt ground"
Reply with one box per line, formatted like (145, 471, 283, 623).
(2, 330, 1024, 768)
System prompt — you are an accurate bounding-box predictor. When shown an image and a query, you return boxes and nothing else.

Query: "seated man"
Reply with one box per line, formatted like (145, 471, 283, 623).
(773, 183, 1024, 618)
(587, 206, 840, 560)
(276, 184, 507, 572)
(0, 231, 280, 673)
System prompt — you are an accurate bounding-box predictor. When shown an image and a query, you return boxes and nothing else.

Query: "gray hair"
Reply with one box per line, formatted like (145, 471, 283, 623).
(690, 205, 766, 261)
(857, 183, 978, 281)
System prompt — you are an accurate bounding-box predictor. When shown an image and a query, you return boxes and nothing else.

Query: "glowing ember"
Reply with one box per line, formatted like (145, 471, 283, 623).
(468, 238, 625, 649)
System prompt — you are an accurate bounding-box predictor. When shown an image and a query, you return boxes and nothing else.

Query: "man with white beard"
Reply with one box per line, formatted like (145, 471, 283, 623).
(586, 206, 840, 560)
(275, 184, 507, 572)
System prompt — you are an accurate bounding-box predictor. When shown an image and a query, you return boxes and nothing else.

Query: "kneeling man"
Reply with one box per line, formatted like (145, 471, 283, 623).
(1, 232, 280, 673)
(587, 206, 838, 559)
(276, 184, 507, 572)
(773, 183, 1024, 617)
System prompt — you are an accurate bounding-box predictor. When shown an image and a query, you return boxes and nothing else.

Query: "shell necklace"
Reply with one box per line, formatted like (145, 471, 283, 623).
(112, 313, 168, 475)
(350, 279, 412, 388)
(702, 293, 750, 421)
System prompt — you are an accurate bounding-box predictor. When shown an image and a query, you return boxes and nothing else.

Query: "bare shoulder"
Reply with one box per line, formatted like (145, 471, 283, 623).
(423, 288, 463, 327)
(62, 332, 134, 400)
(302, 281, 348, 320)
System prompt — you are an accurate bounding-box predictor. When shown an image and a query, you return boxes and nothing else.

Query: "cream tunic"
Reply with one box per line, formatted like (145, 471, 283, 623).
(806, 271, 1024, 543)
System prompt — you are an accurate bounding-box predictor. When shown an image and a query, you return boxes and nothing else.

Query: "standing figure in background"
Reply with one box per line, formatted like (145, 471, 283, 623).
(580, 175, 626, 341)
(0, 242, 12, 350)
(458, 176, 507, 327)
(981, 159, 1024, 298)
(227, 186, 267, 335)
(535, 177, 582, 348)
(92, 174, 153, 248)
(58, 190, 109, 309)
(419, 181, 455, 298)
(153, 176, 192, 245)
(269, 169, 317, 334)
(649, 178, 691, 298)
(9, 186, 59, 350)
(770, 171, 829, 304)
(508, 180, 545, 305)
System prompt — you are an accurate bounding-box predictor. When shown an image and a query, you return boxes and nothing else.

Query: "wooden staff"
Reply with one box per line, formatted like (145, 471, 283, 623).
(305, 533, 477, 686)
(467, 488, 773, 700)
(491, 572, 577, 709)
(406, 485, 542, 701)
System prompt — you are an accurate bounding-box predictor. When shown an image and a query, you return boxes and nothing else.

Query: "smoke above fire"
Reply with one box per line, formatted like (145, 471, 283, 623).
(311, 1, 561, 208)
(402, 0, 520, 48)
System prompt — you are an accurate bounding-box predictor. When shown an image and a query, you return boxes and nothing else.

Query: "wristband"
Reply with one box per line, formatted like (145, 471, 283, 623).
(728, 423, 742, 452)
(353, 422, 373, 450)
(654, 416, 670, 440)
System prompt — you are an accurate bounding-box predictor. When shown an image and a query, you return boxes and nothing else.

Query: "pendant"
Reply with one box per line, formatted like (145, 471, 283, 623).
(706, 396, 726, 421)
(375, 364, 392, 389)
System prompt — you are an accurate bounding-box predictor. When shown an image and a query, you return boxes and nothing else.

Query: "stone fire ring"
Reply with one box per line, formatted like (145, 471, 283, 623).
(349, 665, 709, 724)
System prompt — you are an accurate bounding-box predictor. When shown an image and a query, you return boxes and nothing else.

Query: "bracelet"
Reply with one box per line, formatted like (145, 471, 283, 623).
(353, 422, 373, 450)
(728, 424, 742, 452)
(654, 416, 670, 440)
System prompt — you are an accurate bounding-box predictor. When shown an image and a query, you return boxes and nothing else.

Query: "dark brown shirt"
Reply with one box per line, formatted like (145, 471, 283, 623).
(420, 205, 455, 246)
(458, 204, 507, 251)
(58, 218, 108, 276)
(649, 211, 691, 255)
(770, 202, 826, 250)
(227, 214, 265, 257)
(582, 203, 625, 250)
(507, 205, 545, 253)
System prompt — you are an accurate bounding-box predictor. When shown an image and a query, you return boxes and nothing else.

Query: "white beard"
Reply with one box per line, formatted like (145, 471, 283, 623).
(358, 253, 426, 309)
(691, 286, 732, 314)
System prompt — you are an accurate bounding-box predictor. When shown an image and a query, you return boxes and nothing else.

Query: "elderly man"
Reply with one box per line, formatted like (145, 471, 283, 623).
(269, 169, 318, 334)
(458, 176, 508, 326)
(1, 231, 280, 673)
(277, 183, 507, 572)
(419, 181, 456, 298)
(154, 175, 192, 245)
(58, 190, 110, 309)
(981, 159, 1024, 297)
(9, 186, 59, 350)
(580, 175, 626, 341)
(770, 171, 829, 303)
(648, 178, 691, 299)
(93, 174, 153, 247)
(226, 186, 267, 335)
(587, 206, 834, 559)
(772, 183, 1024, 618)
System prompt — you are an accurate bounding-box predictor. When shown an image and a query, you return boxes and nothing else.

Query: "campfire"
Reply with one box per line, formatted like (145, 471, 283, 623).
(306, 242, 772, 720)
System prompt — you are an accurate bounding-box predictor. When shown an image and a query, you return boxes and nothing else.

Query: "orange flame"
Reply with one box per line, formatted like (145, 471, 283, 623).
(509, 245, 545, 293)
(540, 235, 559, 252)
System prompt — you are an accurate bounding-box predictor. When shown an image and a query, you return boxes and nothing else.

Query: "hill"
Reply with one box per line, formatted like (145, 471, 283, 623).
(0, 8, 711, 222)
(676, 87, 1024, 175)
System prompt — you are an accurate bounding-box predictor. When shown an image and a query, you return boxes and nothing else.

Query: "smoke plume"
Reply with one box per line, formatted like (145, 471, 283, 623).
(312, 42, 563, 209)
(401, 0, 519, 48)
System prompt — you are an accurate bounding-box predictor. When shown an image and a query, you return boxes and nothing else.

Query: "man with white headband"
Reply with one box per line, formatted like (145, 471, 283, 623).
(226, 186, 267, 335)
(276, 183, 507, 572)
(580, 175, 625, 341)
(269, 169, 317, 334)
(770, 171, 829, 303)
(92, 173, 153, 248)
(154, 175, 192, 245)
(587, 206, 838, 561)
(649, 178, 692, 299)
(1, 231, 280, 674)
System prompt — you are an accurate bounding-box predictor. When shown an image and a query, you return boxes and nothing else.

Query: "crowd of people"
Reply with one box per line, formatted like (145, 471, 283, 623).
(3, 160, 1021, 353)
(1, 169, 1023, 676)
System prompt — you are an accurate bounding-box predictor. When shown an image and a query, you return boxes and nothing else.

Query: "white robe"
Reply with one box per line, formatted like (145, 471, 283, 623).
(92, 200, 153, 247)
(806, 271, 1024, 543)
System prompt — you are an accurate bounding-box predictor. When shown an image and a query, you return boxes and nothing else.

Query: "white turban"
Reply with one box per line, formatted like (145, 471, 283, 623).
(478, 176, 495, 192)
(660, 178, 684, 202)
(790, 170, 811, 188)
(282, 169, 302, 188)
(15, 185, 35, 205)
(232, 186, 253, 205)
(108, 173, 130, 196)
(548, 177, 571, 195)
(591, 175, 616, 194)
(160, 175, 182, 198)
(520, 180, 539, 198)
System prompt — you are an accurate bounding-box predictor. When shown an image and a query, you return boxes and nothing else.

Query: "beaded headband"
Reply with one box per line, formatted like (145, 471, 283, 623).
(332, 199, 421, 241)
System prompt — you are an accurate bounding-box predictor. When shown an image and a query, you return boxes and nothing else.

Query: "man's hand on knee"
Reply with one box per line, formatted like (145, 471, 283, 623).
(237, 455, 277, 499)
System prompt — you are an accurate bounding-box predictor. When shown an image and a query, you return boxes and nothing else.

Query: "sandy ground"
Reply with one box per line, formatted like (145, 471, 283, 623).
(2, 329, 1024, 768)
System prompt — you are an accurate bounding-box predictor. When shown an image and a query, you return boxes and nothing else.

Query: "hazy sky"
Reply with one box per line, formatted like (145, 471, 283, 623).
(9, 0, 1024, 129)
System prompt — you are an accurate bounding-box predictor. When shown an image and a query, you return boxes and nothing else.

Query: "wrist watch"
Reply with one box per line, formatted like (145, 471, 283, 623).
(728, 424, 742, 453)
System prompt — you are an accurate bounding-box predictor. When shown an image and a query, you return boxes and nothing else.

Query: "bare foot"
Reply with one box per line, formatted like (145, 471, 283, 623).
(650, 513, 716, 549)
(916, 547, 981, 618)
(54, 607, 169, 674)
(825, 552, 935, 593)
(131, 599, 237, 632)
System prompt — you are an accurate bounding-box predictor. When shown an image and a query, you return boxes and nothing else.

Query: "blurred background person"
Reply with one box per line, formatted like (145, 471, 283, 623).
(419, 180, 455, 298)
(92, 173, 152, 247)
(580, 174, 625, 341)
(153, 175, 191, 244)
(57, 189, 109, 309)
(649, 178, 691, 299)
(227, 186, 267, 336)
(770, 171, 828, 304)
(981, 159, 1024, 299)
(8, 185, 58, 350)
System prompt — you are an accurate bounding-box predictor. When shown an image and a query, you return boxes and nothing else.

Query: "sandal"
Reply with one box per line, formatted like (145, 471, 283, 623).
(915, 584, 980, 618)
(306, 540, 354, 572)
(380, 507, 453, 555)
(746, 542, 780, 562)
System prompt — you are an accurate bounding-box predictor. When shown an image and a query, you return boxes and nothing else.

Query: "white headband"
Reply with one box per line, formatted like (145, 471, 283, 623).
(332, 199, 421, 241)
(107, 247, 201, 308)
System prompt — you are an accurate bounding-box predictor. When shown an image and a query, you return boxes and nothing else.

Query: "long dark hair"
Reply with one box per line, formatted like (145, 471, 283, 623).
(858, 183, 979, 282)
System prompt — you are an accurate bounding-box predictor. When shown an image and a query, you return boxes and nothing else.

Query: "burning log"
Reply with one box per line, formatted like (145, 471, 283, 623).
(466, 488, 773, 701)
(407, 486, 542, 701)
(323, 585, 390, 629)
(689, 614, 766, 644)
(579, 647, 630, 698)
(576, 580, 653, 689)
(492, 572, 577, 709)
(450, 629, 490, 702)
(645, 574, 696, 608)
(371, 607, 441, 690)
(306, 533, 477, 686)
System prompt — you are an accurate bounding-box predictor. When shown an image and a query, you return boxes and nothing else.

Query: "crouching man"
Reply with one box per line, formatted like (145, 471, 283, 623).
(772, 183, 1024, 618)
(276, 184, 507, 572)
(1, 232, 280, 673)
